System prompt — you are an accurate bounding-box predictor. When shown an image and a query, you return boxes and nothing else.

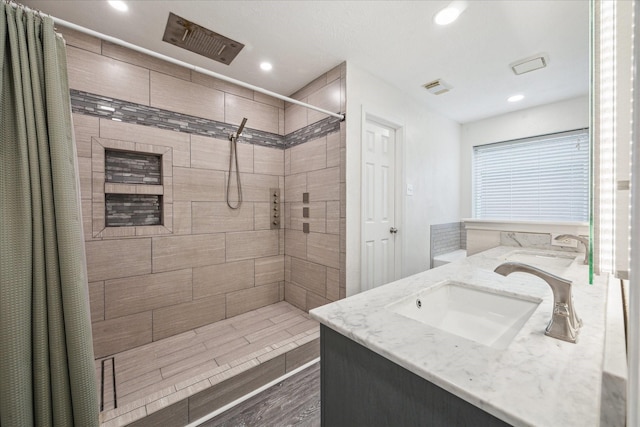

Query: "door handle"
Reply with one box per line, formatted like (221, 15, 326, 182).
(390, 227, 398, 234)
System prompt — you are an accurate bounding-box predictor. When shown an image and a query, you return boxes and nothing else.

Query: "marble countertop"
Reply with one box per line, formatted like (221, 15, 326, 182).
(310, 246, 609, 427)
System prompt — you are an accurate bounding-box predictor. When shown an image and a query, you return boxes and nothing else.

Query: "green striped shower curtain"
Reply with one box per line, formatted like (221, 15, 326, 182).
(0, 3, 98, 426)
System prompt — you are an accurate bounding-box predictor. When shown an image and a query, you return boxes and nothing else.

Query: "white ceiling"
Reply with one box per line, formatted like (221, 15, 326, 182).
(21, 0, 589, 124)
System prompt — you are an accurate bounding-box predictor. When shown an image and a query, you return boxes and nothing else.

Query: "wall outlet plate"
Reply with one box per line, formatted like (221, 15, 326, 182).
(551, 233, 578, 248)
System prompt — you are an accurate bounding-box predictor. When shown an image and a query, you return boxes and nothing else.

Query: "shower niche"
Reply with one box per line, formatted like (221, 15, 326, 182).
(91, 137, 174, 238)
(105, 150, 163, 227)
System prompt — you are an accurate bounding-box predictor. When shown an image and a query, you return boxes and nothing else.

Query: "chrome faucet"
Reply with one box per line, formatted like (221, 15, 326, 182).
(554, 234, 589, 265)
(494, 262, 582, 343)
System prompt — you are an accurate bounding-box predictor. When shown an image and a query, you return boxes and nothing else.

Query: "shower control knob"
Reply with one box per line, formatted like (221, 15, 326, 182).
(390, 227, 398, 234)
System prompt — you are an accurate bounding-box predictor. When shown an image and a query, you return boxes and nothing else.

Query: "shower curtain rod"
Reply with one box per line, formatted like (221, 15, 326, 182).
(15, 2, 345, 121)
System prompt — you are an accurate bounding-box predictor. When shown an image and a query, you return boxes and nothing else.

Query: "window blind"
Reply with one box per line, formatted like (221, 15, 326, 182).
(473, 129, 589, 221)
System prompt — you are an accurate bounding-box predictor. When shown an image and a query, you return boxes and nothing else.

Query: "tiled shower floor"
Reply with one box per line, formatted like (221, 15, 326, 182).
(97, 301, 319, 427)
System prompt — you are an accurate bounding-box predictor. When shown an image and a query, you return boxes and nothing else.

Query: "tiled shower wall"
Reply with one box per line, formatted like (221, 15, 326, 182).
(59, 27, 345, 358)
(283, 67, 347, 310)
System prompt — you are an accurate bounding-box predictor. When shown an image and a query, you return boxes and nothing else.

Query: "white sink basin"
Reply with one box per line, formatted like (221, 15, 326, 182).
(503, 250, 576, 270)
(386, 281, 541, 349)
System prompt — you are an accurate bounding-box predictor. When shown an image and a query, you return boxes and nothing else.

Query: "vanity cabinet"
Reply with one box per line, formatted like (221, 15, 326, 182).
(320, 325, 511, 427)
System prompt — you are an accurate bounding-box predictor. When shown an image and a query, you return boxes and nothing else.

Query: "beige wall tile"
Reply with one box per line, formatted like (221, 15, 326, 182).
(89, 281, 104, 322)
(227, 173, 278, 202)
(284, 282, 307, 311)
(279, 108, 285, 136)
(284, 173, 306, 203)
(192, 202, 254, 234)
(104, 269, 192, 319)
(99, 119, 191, 167)
(226, 283, 280, 318)
(290, 138, 326, 175)
(191, 72, 254, 100)
(190, 136, 253, 173)
(284, 149, 291, 175)
(81, 199, 93, 241)
(326, 131, 340, 168)
(254, 202, 272, 230)
(255, 256, 284, 286)
(306, 292, 330, 311)
(285, 338, 320, 372)
(284, 256, 291, 283)
(326, 64, 342, 84)
(91, 201, 104, 236)
(308, 79, 341, 124)
(92, 311, 152, 358)
(67, 46, 149, 105)
(289, 202, 325, 233)
(77, 157, 92, 200)
(326, 267, 340, 301)
(307, 167, 339, 201)
(188, 356, 285, 420)
(150, 71, 224, 122)
(102, 41, 191, 81)
(85, 239, 151, 282)
(307, 233, 340, 269)
(153, 295, 225, 341)
(193, 260, 255, 299)
(172, 201, 191, 235)
(284, 103, 308, 135)
(153, 234, 225, 272)
(253, 145, 284, 176)
(291, 257, 326, 296)
(57, 26, 101, 53)
(226, 230, 279, 262)
(225, 94, 279, 134)
(326, 201, 340, 234)
(72, 114, 98, 158)
(290, 73, 327, 101)
(285, 230, 307, 258)
(173, 167, 225, 202)
(253, 91, 285, 109)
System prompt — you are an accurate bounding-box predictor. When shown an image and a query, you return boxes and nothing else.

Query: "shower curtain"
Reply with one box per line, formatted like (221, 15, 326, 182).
(0, 3, 98, 426)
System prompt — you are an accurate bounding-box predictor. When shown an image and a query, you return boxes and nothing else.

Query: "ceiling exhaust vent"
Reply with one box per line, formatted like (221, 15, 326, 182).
(162, 13, 244, 65)
(510, 54, 548, 75)
(423, 79, 452, 95)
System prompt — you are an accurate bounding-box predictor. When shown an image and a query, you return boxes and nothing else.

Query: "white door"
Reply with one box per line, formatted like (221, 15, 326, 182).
(362, 120, 397, 292)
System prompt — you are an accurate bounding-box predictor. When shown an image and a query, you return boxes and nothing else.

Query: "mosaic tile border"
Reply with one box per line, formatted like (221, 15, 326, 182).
(70, 90, 341, 149)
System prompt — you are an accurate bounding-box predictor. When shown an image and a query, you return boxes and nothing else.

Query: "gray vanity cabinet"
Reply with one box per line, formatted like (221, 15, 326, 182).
(320, 325, 512, 427)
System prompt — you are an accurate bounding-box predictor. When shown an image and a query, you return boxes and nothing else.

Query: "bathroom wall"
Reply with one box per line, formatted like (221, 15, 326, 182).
(283, 65, 347, 311)
(345, 63, 461, 296)
(58, 26, 342, 358)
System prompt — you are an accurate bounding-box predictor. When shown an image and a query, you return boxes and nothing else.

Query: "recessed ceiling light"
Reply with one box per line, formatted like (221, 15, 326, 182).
(108, 1, 128, 12)
(508, 94, 525, 103)
(260, 62, 273, 71)
(434, 1, 467, 26)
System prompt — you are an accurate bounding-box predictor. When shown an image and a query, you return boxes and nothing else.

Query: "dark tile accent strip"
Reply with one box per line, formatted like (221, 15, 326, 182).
(284, 115, 342, 148)
(70, 90, 342, 149)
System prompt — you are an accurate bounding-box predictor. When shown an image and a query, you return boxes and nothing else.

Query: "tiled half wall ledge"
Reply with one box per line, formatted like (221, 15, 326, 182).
(70, 90, 341, 149)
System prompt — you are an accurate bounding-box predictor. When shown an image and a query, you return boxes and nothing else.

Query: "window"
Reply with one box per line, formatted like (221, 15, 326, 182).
(473, 129, 589, 222)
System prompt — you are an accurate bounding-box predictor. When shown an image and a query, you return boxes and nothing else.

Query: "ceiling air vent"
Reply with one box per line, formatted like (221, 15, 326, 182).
(162, 13, 244, 65)
(423, 79, 452, 95)
(510, 54, 548, 75)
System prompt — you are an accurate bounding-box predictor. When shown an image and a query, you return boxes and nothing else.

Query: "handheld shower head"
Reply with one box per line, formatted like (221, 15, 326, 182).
(236, 117, 248, 137)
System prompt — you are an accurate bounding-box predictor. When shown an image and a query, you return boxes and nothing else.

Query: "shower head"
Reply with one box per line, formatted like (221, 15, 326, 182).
(236, 117, 248, 137)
